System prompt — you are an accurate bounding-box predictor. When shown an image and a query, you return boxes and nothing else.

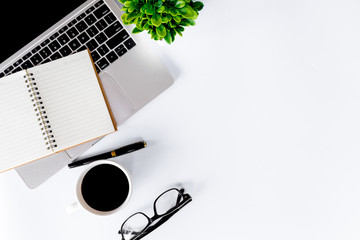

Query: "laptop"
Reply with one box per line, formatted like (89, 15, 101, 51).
(0, 0, 174, 188)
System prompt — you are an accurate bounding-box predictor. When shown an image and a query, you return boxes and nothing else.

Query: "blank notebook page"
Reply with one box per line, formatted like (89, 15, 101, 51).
(0, 71, 52, 171)
(28, 51, 116, 151)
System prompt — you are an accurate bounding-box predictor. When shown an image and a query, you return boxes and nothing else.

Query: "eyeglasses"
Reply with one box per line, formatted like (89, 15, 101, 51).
(118, 188, 192, 240)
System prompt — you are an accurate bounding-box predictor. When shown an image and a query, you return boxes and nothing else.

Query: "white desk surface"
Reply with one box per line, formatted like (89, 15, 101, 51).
(2, 0, 360, 239)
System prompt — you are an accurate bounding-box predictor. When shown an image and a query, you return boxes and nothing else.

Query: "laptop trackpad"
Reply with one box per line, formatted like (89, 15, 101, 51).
(100, 71, 136, 127)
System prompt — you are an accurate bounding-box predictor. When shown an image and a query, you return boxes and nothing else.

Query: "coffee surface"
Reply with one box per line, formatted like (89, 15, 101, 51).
(81, 164, 130, 212)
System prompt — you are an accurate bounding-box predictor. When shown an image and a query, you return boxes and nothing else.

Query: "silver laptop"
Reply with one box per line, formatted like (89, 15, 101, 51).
(0, 0, 173, 188)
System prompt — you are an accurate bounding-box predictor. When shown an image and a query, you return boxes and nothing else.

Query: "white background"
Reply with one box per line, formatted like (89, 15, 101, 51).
(2, 0, 360, 239)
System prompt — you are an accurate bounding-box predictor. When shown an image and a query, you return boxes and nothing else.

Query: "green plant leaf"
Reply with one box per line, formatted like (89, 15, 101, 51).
(173, 15, 182, 23)
(126, 11, 138, 21)
(121, 13, 129, 22)
(151, 13, 162, 27)
(118, 0, 126, 4)
(169, 20, 177, 28)
(175, 27, 183, 36)
(150, 29, 156, 39)
(124, 1, 133, 7)
(143, 22, 151, 30)
(161, 14, 172, 23)
(170, 28, 176, 41)
(178, 5, 197, 19)
(181, 18, 196, 26)
(169, 0, 178, 5)
(128, 5, 137, 12)
(154, 0, 163, 8)
(132, 27, 143, 34)
(156, 24, 167, 38)
(191, 1, 204, 11)
(145, 8, 155, 15)
(170, 8, 179, 16)
(174, 0, 186, 8)
(140, 19, 148, 28)
(164, 30, 173, 44)
(157, 5, 166, 13)
(177, 26, 185, 32)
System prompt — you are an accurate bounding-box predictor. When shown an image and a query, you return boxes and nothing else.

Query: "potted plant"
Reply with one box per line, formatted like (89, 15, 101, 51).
(118, 0, 204, 44)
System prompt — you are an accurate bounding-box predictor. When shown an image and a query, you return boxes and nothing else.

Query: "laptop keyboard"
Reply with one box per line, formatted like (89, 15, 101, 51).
(0, 0, 136, 77)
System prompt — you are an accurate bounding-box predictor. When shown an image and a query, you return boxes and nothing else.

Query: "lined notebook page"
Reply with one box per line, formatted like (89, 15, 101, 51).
(0, 71, 52, 172)
(28, 51, 116, 151)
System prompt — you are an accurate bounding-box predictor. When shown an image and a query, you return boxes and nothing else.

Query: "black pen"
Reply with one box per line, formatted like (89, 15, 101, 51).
(68, 141, 147, 168)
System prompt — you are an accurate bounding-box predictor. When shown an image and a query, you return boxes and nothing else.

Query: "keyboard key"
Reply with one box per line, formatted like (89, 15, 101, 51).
(95, 0, 104, 8)
(78, 32, 90, 44)
(77, 46, 88, 53)
(42, 58, 51, 64)
(91, 51, 100, 62)
(85, 14, 97, 26)
(68, 19, 77, 27)
(58, 34, 70, 44)
(87, 26, 99, 37)
(50, 32, 59, 40)
(30, 53, 43, 65)
(59, 45, 72, 57)
(104, 13, 117, 24)
(75, 21, 88, 32)
(97, 44, 109, 56)
(67, 27, 79, 38)
(49, 40, 61, 52)
(95, 32, 108, 44)
(124, 38, 136, 50)
(106, 30, 129, 49)
(104, 21, 123, 38)
(12, 67, 22, 74)
(69, 39, 81, 51)
(32, 46, 41, 54)
(115, 44, 127, 57)
(94, 4, 110, 19)
(95, 65, 100, 73)
(21, 60, 33, 69)
(13, 59, 23, 67)
(106, 51, 118, 63)
(86, 39, 99, 51)
(40, 39, 50, 47)
(4, 65, 14, 74)
(97, 58, 109, 70)
(59, 25, 69, 34)
(39, 47, 52, 59)
(95, 19, 107, 31)
(23, 52, 32, 60)
(77, 13, 86, 21)
(50, 52, 62, 60)
(86, 6, 95, 14)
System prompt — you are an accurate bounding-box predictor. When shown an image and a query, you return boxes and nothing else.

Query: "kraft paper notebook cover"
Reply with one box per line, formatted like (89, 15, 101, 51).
(0, 50, 117, 173)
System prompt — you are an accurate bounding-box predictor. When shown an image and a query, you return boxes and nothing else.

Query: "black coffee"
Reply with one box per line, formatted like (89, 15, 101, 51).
(81, 164, 130, 212)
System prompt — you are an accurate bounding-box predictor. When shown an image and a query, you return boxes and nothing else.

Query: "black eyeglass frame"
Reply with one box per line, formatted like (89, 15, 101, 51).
(119, 188, 192, 240)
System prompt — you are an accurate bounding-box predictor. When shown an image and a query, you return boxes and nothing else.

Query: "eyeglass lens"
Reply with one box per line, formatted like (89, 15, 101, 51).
(121, 189, 184, 240)
(154, 189, 183, 215)
(122, 213, 149, 240)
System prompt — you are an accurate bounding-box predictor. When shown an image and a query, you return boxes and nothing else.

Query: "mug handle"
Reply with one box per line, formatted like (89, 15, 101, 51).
(66, 202, 80, 214)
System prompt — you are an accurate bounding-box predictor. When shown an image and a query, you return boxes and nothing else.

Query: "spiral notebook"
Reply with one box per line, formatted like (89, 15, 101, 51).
(0, 50, 117, 173)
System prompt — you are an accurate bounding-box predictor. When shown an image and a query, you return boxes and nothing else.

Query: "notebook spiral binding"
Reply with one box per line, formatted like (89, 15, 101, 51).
(24, 72, 57, 151)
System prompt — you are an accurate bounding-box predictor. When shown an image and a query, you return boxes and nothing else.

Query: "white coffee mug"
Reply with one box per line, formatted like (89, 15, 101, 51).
(72, 160, 132, 216)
